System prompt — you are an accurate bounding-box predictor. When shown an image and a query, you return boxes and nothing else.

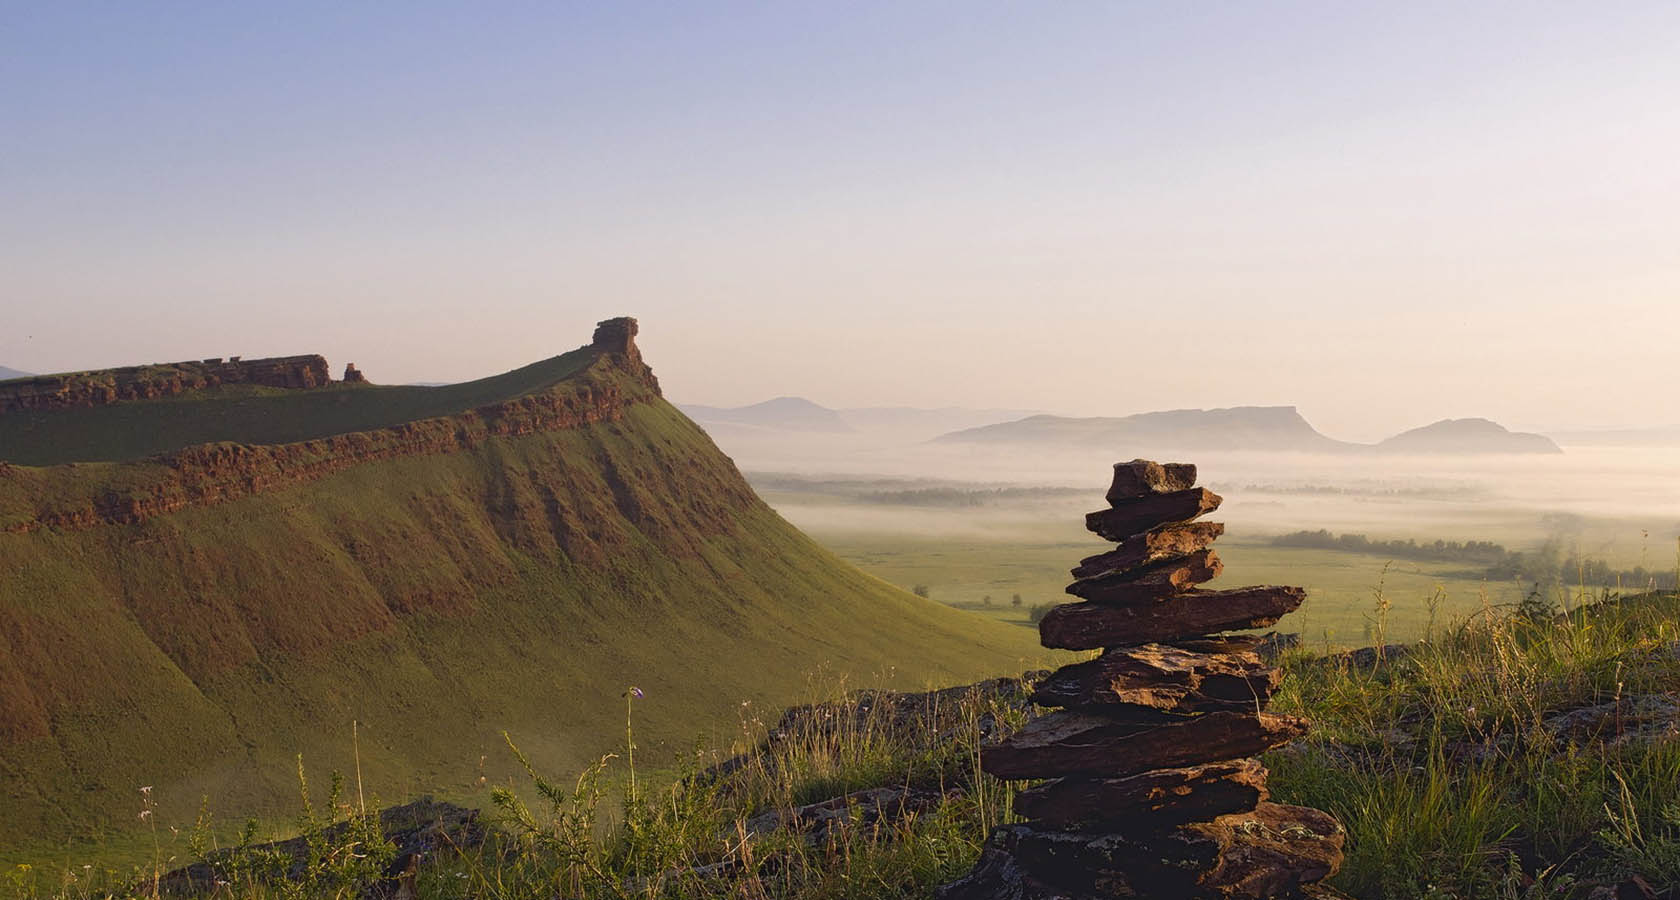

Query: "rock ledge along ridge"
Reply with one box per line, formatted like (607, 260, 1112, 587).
(939, 459, 1345, 899)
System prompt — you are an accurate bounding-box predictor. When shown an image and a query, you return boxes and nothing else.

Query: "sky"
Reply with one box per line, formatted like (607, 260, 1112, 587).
(3, 2, 1677, 442)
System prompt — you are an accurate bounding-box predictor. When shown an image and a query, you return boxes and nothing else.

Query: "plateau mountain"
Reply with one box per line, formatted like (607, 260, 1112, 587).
(0, 318, 1045, 857)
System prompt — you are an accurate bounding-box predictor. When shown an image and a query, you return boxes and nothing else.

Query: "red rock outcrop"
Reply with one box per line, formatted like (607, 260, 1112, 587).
(0, 355, 334, 415)
(1, 324, 663, 534)
(939, 459, 1343, 900)
(1084, 486, 1222, 541)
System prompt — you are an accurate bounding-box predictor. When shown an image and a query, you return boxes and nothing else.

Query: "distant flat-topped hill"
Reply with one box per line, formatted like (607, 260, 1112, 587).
(0, 366, 31, 381)
(0, 317, 1044, 858)
(935, 406, 1357, 453)
(1375, 418, 1562, 454)
(934, 407, 1563, 455)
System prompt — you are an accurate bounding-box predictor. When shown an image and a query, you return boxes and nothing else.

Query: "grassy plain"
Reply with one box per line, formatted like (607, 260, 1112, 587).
(816, 532, 1530, 647)
(756, 474, 1662, 649)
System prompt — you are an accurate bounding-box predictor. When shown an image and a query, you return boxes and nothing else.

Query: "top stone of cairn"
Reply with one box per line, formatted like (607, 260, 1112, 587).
(1107, 459, 1198, 504)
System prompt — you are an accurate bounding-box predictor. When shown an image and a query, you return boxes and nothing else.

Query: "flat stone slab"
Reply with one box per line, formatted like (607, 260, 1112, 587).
(1106, 459, 1197, 503)
(982, 710, 1308, 780)
(1030, 643, 1281, 713)
(1039, 586, 1307, 650)
(1066, 549, 1223, 604)
(1013, 758, 1268, 828)
(1070, 521, 1224, 579)
(1190, 803, 1346, 899)
(936, 803, 1343, 899)
(1086, 488, 1221, 541)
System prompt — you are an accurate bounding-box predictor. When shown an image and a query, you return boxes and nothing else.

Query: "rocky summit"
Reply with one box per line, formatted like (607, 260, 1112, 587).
(938, 459, 1345, 900)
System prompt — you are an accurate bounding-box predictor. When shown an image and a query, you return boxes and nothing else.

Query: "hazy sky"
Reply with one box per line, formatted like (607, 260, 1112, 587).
(4, 2, 1677, 441)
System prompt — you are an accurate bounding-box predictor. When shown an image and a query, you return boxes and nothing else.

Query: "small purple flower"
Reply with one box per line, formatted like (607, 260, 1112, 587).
(628, 686, 644, 699)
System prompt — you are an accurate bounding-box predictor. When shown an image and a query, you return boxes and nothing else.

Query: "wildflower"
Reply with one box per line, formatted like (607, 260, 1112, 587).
(627, 686, 644, 699)
(138, 810, 152, 820)
(140, 785, 153, 795)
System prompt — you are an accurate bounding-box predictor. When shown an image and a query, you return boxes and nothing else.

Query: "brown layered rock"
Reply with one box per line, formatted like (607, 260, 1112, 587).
(2, 345, 668, 534)
(1066, 548, 1223, 603)
(0, 355, 333, 415)
(342, 363, 367, 383)
(1085, 487, 1221, 541)
(592, 316, 639, 353)
(1013, 758, 1268, 829)
(940, 460, 1339, 899)
(1190, 804, 1347, 898)
(1039, 586, 1306, 650)
(938, 803, 1344, 900)
(591, 316, 659, 391)
(1106, 459, 1197, 502)
(981, 710, 1308, 780)
(1070, 520, 1224, 579)
(1029, 643, 1280, 713)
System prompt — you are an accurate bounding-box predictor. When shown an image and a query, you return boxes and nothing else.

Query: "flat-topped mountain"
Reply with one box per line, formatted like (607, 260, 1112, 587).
(0, 366, 32, 381)
(935, 406, 1356, 453)
(1375, 418, 1562, 454)
(0, 317, 1042, 856)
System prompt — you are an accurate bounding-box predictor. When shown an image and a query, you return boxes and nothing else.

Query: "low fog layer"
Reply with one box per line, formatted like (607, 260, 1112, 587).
(711, 427, 1680, 564)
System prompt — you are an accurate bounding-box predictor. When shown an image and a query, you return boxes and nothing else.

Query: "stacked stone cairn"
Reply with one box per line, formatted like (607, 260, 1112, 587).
(939, 460, 1346, 899)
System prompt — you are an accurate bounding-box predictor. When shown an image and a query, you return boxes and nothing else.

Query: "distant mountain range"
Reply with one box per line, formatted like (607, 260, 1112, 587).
(937, 406, 1348, 452)
(0, 366, 32, 381)
(678, 397, 1039, 440)
(679, 398, 1562, 455)
(935, 407, 1562, 455)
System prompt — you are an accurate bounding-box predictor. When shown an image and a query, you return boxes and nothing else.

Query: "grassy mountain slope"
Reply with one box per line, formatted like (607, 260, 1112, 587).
(0, 324, 1050, 861)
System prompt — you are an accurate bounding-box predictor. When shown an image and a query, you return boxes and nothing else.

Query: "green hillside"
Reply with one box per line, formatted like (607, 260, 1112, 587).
(0, 322, 1051, 863)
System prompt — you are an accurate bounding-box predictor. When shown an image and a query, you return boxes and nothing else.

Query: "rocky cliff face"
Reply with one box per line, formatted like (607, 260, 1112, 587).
(1, 329, 662, 533)
(0, 355, 335, 415)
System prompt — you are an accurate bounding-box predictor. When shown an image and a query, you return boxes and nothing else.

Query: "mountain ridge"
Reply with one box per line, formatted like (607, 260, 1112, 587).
(934, 406, 1561, 455)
